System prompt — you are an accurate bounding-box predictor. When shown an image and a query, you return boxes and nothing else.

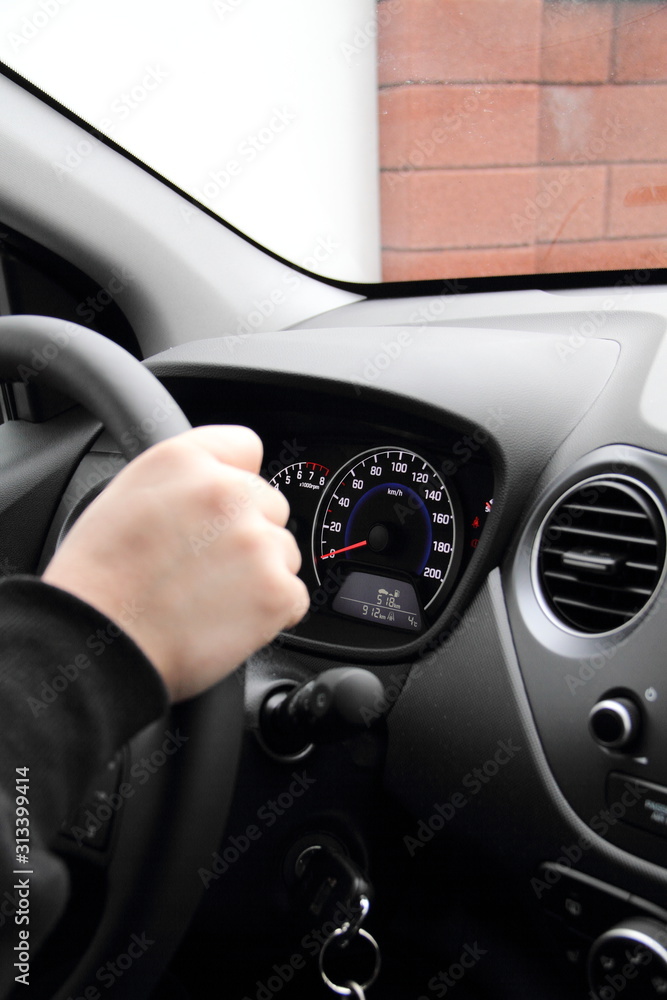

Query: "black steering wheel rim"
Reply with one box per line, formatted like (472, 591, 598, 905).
(0, 316, 244, 999)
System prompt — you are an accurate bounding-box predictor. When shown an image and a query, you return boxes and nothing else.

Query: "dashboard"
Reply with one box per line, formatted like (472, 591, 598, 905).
(134, 305, 667, 994)
(149, 317, 621, 668)
(10, 288, 667, 998)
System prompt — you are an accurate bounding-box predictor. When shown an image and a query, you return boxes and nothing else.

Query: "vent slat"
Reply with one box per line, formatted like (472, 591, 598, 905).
(542, 571, 653, 598)
(563, 503, 648, 520)
(552, 596, 636, 622)
(542, 555, 659, 575)
(537, 478, 665, 634)
(543, 525, 658, 546)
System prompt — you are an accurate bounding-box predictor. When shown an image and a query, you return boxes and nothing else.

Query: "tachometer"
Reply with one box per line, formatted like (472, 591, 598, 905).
(267, 461, 330, 549)
(268, 461, 329, 495)
(313, 448, 459, 626)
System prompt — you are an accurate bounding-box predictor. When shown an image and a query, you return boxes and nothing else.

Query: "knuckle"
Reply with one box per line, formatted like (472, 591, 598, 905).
(197, 476, 230, 513)
(150, 434, 190, 465)
(289, 581, 310, 621)
(203, 469, 251, 516)
(128, 440, 170, 478)
(257, 567, 291, 616)
(268, 487, 290, 523)
(289, 539, 302, 574)
(234, 518, 266, 556)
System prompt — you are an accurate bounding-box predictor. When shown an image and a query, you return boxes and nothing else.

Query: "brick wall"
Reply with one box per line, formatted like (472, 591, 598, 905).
(378, 0, 667, 281)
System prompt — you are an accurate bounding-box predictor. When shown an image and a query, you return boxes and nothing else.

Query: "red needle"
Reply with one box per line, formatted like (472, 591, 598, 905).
(320, 540, 368, 559)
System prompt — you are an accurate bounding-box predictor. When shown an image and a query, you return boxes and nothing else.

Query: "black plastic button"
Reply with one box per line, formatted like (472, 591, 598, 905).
(607, 773, 667, 839)
(538, 863, 633, 939)
(59, 754, 122, 851)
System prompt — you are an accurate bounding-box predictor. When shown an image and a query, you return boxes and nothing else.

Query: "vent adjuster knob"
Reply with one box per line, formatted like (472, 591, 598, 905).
(588, 697, 641, 750)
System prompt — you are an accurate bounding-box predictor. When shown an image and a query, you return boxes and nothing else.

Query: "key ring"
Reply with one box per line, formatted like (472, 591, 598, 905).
(345, 983, 366, 1000)
(341, 894, 370, 945)
(318, 925, 381, 995)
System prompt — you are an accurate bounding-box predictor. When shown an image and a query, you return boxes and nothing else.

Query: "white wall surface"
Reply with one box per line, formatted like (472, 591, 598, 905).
(0, 0, 381, 282)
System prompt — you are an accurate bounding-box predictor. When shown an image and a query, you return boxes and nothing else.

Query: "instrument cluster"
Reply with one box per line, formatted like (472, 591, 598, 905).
(263, 433, 494, 653)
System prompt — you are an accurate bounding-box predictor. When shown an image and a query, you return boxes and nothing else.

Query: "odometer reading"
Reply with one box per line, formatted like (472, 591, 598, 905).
(314, 448, 458, 614)
(333, 572, 423, 630)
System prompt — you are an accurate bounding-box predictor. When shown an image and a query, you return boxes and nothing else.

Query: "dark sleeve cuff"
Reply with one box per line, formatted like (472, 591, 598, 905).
(0, 575, 169, 836)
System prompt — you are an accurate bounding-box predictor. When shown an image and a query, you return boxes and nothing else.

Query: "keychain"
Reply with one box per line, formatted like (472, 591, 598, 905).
(293, 843, 381, 998)
(318, 896, 381, 999)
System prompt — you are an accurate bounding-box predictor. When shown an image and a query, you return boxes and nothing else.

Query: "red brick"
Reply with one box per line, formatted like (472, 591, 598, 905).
(382, 239, 667, 281)
(540, 84, 667, 164)
(613, 2, 667, 82)
(378, 0, 542, 85)
(540, 1, 614, 83)
(379, 84, 540, 169)
(382, 246, 536, 281)
(381, 167, 539, 248)
(608, 164, 667, 238)
(534, 165, 606, 242)
(535, 237, 667, 272)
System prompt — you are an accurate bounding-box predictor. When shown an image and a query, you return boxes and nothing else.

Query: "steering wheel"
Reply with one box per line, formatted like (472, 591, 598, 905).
(0, 316, 244, 998)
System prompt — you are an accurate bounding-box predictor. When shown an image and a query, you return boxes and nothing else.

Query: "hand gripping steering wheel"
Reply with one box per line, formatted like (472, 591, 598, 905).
(0, 315, 243, 998)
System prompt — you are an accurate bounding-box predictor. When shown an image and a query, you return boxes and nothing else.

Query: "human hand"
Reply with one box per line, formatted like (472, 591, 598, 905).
(43, 425, 309, 700)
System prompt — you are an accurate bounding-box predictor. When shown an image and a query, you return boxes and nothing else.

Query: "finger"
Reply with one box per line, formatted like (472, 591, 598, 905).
(250, 473, 291, 526)
(275, 524, 302, 576)
(211, 467, 290, 528)
(187, 424, 264, 473)
(282, 578, 311, 628)
(185, 453, 289, 528)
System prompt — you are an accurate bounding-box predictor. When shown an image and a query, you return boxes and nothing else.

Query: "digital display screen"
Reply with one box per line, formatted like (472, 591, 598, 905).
(332, 571, 422, 631)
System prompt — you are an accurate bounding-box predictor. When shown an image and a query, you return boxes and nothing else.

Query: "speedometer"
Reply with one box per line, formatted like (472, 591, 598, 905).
(313, 448, 460, 626)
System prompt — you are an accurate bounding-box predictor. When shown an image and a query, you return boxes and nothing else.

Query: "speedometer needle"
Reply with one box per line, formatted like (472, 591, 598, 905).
(320, 540, 368, 559)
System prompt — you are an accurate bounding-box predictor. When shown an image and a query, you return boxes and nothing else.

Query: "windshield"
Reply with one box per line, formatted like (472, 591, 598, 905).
(0, 0, 665, 286)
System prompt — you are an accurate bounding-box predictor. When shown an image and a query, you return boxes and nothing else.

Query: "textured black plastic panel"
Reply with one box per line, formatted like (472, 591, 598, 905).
(386, 570, 667, 910)
(0, 407, 102, 573)
(506, 445, 667, 868)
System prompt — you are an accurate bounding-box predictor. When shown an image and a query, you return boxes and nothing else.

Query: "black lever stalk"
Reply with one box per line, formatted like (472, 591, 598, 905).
(260, 668, 385, 755)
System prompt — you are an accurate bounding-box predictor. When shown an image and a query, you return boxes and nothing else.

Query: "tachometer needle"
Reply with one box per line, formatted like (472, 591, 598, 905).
(320, 540, 368, 559)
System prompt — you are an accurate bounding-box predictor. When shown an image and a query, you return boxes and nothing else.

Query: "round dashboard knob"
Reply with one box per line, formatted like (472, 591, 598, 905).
(589, 916, 667, 997)
(588, 697, 640, 750)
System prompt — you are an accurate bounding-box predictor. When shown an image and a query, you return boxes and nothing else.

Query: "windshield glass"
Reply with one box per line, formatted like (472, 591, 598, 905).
(0, 0, 665, 286)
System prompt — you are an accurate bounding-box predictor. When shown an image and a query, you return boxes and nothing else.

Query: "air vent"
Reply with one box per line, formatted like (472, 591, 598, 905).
(535, 477, 666, 634)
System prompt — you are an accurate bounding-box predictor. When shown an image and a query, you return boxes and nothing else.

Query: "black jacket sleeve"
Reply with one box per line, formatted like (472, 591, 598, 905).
(0, 577, 169, 998)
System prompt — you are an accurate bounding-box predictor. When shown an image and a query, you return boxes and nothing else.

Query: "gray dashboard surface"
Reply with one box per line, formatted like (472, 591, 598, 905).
(385, 569, 667, 911)
(148, 323, 620, 519)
